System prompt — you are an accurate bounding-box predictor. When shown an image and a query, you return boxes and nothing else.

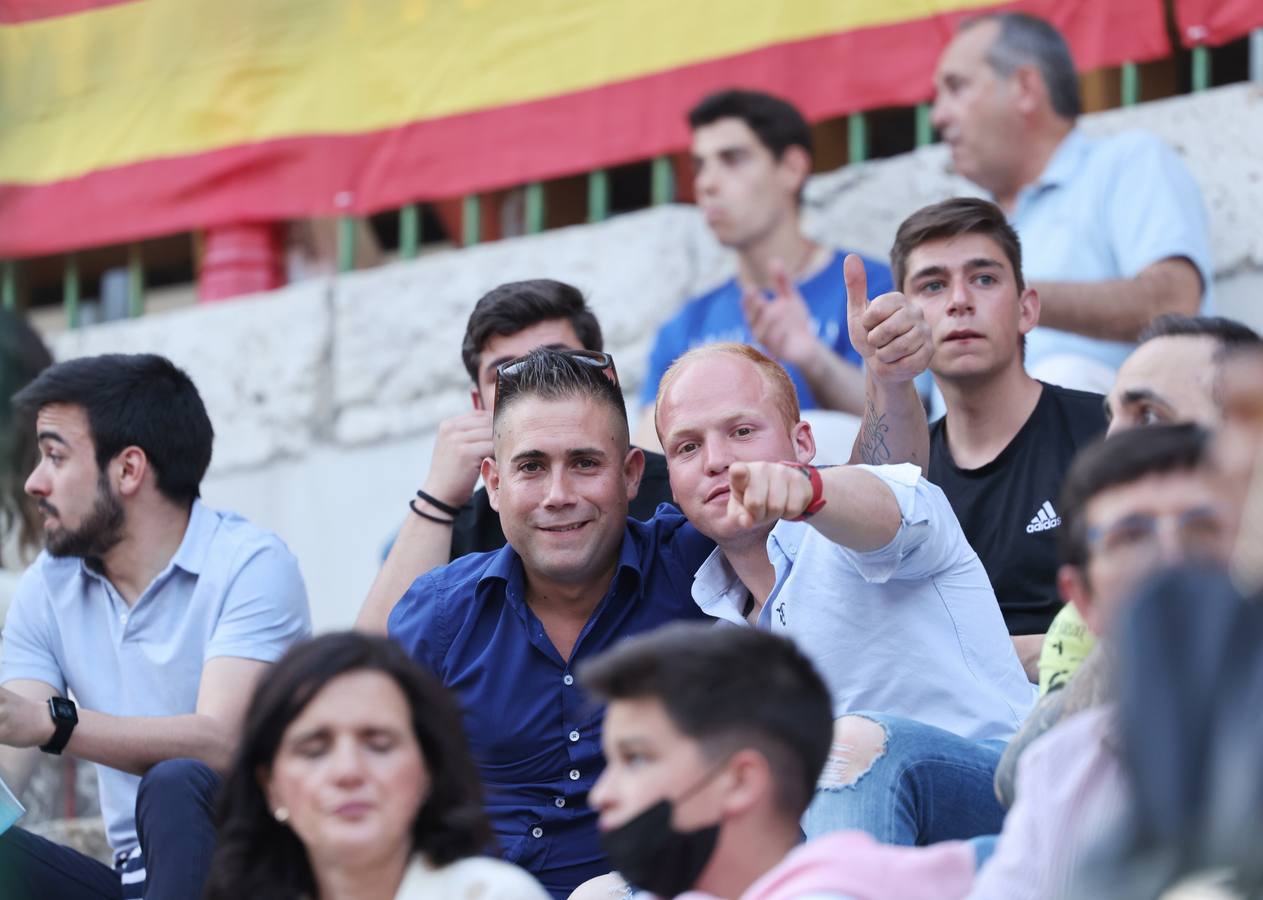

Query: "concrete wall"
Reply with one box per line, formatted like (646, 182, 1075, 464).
(46, 84, 1263, 630)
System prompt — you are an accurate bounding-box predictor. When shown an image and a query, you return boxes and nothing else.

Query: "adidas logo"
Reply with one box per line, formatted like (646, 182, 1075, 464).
(1026, 500, 1062, 533)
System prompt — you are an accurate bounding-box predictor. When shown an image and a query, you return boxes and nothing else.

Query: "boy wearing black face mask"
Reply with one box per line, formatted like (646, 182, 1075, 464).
(574, 624, 977, 900)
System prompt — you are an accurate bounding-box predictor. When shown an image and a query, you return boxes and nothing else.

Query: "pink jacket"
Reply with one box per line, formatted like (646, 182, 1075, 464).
(677, 831, 975, 900)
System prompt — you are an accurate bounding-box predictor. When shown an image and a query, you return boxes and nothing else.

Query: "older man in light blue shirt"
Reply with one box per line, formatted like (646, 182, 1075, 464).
(0, 353, 309, 900)
(1011, 128, 1212, 390)
(933, 13, 1210, 395)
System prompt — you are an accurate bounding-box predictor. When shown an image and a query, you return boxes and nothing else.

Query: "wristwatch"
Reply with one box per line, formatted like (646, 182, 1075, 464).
(784, 463, 827, 521)
(40, 696, 78, 755)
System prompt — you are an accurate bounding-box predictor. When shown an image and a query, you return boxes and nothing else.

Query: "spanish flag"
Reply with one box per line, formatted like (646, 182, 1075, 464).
(1, 0, 1170, 258)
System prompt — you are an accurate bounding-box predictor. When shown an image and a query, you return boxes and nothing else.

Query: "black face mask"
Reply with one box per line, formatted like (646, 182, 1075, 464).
(599, 766, 725, 898)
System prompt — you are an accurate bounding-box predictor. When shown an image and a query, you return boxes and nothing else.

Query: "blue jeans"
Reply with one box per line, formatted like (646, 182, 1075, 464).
(0, 758, 220, 900)
(801, 712, 1008, 846)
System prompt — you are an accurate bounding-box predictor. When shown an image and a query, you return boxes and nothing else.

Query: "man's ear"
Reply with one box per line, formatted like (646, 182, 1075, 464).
(717, 748, 774, 820)
(1018, 287, 1040, 334)
(482, 456, 501, 512)
(471, 387, 485, 411)
(1058, 563, 1101, 635)
(623, 446, 646, 502)
(791, 420, 816, 465)
(113, 446, 148, 499)
(1012, 64, 1046, 117)
(778, 145, 812, 200)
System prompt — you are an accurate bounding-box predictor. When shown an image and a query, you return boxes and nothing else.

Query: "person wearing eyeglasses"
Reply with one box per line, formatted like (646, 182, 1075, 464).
(967, 423, 1235, 900)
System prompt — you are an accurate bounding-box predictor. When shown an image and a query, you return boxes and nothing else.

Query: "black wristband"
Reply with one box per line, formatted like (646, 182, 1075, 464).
(415, 489, 462, 518)
(409, 499, 455, 526)
(40, 696, 77, 755)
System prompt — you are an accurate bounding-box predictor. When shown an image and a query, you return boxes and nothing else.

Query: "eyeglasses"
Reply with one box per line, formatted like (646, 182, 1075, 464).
(1086, 505, 1228, 564)
(494, 349, 619, 406)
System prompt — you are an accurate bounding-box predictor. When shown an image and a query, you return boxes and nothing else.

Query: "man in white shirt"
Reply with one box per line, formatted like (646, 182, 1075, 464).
(655, 340, 1034, 845)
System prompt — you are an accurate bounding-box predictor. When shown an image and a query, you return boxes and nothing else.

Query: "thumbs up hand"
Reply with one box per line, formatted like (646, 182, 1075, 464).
(844, 254, 932, 385)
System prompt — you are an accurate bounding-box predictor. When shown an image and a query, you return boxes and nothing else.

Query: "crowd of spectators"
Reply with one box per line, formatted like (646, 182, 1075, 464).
(0, 10, 1259, 900)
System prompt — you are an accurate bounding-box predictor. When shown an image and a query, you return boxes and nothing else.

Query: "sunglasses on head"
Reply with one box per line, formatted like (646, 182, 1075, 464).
(494, 349, 619, 406)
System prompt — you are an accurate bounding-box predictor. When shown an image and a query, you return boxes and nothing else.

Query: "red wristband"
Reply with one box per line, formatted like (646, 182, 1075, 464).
(784, 463, 826, 521)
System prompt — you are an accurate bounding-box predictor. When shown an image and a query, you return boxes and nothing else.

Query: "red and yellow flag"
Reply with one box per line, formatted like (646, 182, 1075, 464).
(0, 0, 1169, 258)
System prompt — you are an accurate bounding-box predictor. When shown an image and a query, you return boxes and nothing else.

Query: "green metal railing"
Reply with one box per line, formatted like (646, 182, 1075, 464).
(1, 261, 14, 312)
(6, 30, 1261, 325)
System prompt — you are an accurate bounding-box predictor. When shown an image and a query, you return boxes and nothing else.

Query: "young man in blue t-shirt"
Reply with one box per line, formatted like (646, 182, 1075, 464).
(632, 89, 896, 451)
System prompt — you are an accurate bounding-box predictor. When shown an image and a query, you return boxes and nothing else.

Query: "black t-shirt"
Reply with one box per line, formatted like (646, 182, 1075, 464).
(928, 382, 1107, 635)
(449, 448, 675, 560)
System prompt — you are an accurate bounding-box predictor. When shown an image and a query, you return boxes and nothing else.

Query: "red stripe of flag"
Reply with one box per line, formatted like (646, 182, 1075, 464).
(1174, 0, 1263, 47)
(0, 0, 137, 25)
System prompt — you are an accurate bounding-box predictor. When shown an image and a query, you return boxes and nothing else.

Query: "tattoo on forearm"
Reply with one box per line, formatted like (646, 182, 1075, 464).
(859, 398, 892, 466)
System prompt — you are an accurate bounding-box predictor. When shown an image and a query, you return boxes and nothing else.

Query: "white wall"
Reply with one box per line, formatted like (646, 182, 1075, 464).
(48, 84, 1263, 630)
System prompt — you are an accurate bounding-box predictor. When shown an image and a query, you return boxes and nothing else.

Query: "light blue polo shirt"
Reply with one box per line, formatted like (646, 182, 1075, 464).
(0, 500, 311, 854)
(1013, 128, 1213, 384)
(692, 464, 1036, 743)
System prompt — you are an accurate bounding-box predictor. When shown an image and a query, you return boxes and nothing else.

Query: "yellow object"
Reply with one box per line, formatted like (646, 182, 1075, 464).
(1038, 604, 1096, 695)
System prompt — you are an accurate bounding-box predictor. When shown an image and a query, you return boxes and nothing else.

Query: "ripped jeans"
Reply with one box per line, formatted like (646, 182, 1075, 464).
(801, 712, 1009, 846)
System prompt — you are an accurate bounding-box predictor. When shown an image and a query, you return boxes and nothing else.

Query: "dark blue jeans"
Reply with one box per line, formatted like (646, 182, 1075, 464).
(801, 712, 1008, 845)
(0, 758, 220, 900)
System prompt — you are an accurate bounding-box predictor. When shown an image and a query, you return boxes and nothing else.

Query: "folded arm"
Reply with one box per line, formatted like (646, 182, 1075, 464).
(0, 655, 270, 777)
(1032, 258, 1202, 342)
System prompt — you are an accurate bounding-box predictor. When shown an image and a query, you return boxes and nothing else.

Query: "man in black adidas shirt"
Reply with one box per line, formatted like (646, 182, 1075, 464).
(891, 198, 1106, 680)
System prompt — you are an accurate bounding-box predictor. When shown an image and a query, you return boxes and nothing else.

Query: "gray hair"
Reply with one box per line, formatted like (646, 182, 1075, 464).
(962, 12, 1082, 120)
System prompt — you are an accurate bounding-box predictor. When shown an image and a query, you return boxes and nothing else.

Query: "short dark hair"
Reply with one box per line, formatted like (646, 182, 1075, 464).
(205, 632, 493, 900)
(580, 623, 833, 818)
(461, 280, 602, 383)
(492, 347, 628, 447)
(1059, 423, 1210, 568)
(0, 310, 53, 563)
(13, 353, 213, 506)
(891, 197, 1024, 294)
(688, 89, 813, 161)
(1139, 315, 1261, 355)
(961, 12, 1082, 119)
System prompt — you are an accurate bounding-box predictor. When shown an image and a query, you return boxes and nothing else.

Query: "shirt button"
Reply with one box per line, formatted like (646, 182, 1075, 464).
(119, 614, 127, 624)
(562, 674, 574, 686)
(568, 730, 580, 742)
(531, 826, 544, 839)
(569, 768, 580, 780)
(554, 797, 566, 808)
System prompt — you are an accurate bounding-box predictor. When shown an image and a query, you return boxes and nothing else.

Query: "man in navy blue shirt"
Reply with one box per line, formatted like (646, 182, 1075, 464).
(632, 88, 896, 450)
(387, 349, 714, 898)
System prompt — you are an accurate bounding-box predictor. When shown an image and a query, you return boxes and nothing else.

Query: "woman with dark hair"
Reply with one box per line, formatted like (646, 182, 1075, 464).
(0, 309, 53, 616)
(205, 632, 548, 900)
